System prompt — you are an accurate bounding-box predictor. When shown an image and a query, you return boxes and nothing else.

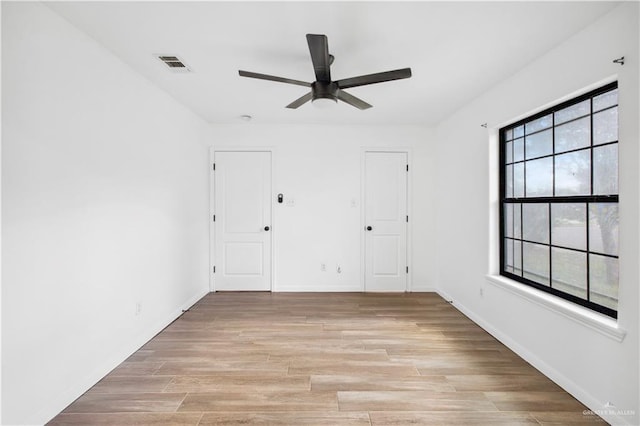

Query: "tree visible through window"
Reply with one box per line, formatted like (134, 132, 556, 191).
(500, 82, 619, 318)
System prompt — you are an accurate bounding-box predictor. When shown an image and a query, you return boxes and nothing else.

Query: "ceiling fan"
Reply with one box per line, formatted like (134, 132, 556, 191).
(238, 34, 412, 110)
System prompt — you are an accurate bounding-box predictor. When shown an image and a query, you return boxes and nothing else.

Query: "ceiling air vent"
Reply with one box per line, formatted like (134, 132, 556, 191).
(156, 55, 191, 73)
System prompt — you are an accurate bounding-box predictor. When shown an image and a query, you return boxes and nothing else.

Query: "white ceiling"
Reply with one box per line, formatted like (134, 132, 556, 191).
(46, 1, 619, 126)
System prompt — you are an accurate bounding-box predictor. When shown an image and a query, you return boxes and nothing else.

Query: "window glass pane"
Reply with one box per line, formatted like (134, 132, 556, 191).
(504, 203, 522, 239)
(593, 107, 618, 145)
(514, 240, 522, 276)
(505, 238, 514, 273)
(552, 248, 587, 299)
(523, 203, 549, 244)
(513, 137, 524, 162)
(525, 129, 552, 159)
(555, 116, 590, 153)
(525, 114, 552, 134)
(523, 242, 550, 285)
(525, 157, 553, 197)
(589, 203, 618, 256)
(555, 99, 590, 125)
(555, 150, 590, 196)
(514, 203, 521, 239)
(505, 165, 513, 198)
(551, 203, 586, 250)
(505, 204, 513, 238)
(593, 144, 618, 195)
(514, 125, 524, 138)
(514, 163, 524, 198)
(505, 128, 513, 141)
(506, 141, 513, 163)
(593, 89, 618, 112)
(589, 254, 618, 310)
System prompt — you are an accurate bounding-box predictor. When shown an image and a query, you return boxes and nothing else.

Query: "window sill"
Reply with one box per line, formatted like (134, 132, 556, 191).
(485, 274, 626, 342)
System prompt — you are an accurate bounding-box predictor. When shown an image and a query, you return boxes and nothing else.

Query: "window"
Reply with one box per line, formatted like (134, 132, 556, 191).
(500, 82, 619, 318)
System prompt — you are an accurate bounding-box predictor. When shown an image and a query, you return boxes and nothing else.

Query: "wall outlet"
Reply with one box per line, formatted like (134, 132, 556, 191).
(336, 265, 342, 274)
(320, 263, 326, 272)
(135, 302, 142, 316)
(479, 288, 484, 297)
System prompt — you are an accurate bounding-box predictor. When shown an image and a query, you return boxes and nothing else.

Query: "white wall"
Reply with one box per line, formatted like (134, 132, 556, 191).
(209, 124, 437, 292)
(1, 3, 210, 424)
(434, 3, 639, 425)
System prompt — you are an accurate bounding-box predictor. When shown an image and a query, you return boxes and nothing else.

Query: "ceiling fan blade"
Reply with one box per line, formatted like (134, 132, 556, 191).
(336, 90, 372, 110)
(335, 68, 412, 89)
(239, 70, 311, 87)
(306, 34, 331, 82)
(286, 92, 313, 109)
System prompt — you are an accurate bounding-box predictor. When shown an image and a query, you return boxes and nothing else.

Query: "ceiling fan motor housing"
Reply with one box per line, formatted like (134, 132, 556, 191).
(312, 81, 338, 102)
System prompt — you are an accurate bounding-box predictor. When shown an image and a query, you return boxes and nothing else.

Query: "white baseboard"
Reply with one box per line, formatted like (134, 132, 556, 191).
(409, 286, 437, 292)
(274, 284, 364, 292)
(273, 285, 438, 293)
(38, 288, 209, 425)
(435, 289, 631, 426)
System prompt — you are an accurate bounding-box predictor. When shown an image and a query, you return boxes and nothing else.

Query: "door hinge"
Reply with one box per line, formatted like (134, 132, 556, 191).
(213, 214, 216, 222)
(406, 215, 409, 222)
(406, 164, 409, 172)
(213, 266, 216, 273)
(212, 163, 216, 171)
(406, 266, 409, 273)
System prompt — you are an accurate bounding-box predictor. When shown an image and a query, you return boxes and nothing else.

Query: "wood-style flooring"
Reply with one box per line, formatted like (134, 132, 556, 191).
(49, 292, 605, 425)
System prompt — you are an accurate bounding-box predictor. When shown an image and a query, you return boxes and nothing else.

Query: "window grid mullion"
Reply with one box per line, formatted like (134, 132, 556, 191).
(549, 111, 556, 290)
(520, 202, 524, 277)
(587, 95, 594, 302)
(589, 96, 594, 195)
(508, 140, 618, 165)
(504, 235, 619, 258)
(548, 203, 553, 289)
(523, 136, 527, 197)
(511, 204, 515, 273)
(552, 110, 556, 197)
(586, 201, 591, 302)
(504, 195, 618, 204)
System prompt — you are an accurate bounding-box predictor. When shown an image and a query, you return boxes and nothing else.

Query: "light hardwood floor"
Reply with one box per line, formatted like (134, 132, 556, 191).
(49, 292, 606, 425)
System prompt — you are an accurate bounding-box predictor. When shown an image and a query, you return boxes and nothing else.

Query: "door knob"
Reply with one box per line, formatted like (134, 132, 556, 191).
(264, 226, 270, 231)
(366, 226, 373, 231)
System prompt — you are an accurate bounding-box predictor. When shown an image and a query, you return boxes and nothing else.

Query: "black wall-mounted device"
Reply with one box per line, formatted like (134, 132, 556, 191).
(277, 193, 283, 203)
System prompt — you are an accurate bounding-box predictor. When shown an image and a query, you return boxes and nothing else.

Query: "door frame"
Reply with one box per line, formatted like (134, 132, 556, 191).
(360, 148, 413, 292)
(209, 146, 275, 292)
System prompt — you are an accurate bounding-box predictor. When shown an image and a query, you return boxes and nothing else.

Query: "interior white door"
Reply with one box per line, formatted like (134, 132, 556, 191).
(364, 151, 408, 292)
(214, 151, 272, 291)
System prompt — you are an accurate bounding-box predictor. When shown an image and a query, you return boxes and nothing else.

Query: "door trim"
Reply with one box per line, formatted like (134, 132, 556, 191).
(360, 148, 413, 292)
(209, 146, 275, 292)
